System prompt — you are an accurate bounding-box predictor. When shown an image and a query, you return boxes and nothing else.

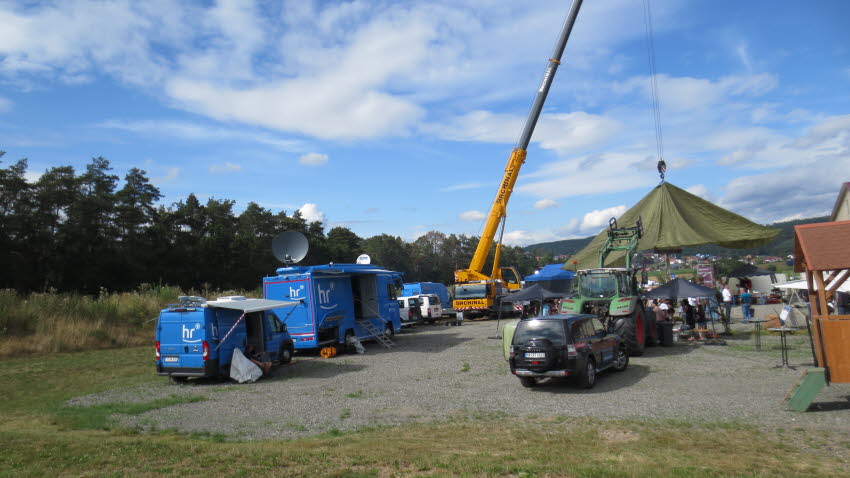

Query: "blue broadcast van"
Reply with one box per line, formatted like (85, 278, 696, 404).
(263, 264, 404, 351)
(155, 296, 297, 381)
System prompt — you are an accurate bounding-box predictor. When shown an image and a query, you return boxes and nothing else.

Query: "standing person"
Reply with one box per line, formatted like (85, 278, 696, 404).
(740, 289, 753, 323)
(721, 284, 733, 323)
(654, 299, 669, 322)
(542, 300, 551, 316)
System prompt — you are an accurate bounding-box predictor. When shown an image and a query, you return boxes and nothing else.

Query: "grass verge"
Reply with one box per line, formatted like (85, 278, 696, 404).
(1, 347, 848, 477)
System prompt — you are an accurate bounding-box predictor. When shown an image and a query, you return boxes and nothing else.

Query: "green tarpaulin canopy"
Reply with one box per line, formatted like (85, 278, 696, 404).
(564, 182, 779, 270)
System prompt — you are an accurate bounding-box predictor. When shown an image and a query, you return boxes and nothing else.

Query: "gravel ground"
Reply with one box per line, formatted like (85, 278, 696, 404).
(71, 305, 850, 440)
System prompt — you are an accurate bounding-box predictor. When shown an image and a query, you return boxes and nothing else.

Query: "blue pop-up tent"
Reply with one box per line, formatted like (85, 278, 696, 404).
(524, 264, 575, 293)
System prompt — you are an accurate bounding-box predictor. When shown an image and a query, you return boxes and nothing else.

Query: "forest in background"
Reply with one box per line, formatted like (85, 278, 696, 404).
(0, 152, 538, 294)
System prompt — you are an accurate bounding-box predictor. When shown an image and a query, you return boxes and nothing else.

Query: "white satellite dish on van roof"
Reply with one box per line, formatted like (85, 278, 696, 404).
(356, 254, 371, 265)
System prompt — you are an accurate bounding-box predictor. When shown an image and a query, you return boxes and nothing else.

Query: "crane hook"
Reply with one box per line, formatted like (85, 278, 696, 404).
(657, 158, 666, 181)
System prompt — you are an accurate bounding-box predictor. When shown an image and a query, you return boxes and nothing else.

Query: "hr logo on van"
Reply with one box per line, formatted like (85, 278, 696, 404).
(182, 323, 202, 343)
(317, 282, 336, 310)
(289, 284, 305, 298)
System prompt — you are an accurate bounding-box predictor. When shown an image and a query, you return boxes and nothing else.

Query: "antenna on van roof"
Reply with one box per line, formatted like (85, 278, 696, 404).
(272, 231, 309, 265)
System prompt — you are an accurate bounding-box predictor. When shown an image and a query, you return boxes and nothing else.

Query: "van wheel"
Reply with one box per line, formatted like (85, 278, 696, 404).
(279, 344, 293, 364)
(384, 323, 395, 339)
(170, 376, 188, 384)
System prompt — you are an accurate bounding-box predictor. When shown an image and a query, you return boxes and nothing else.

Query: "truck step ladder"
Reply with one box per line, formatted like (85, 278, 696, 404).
(356, 319, 395, 348)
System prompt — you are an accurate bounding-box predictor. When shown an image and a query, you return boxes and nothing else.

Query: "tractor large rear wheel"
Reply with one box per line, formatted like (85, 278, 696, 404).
(612, 310, 646, 357)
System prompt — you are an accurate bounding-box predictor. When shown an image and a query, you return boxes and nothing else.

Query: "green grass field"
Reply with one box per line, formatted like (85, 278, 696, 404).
(1, 346, 849, 477)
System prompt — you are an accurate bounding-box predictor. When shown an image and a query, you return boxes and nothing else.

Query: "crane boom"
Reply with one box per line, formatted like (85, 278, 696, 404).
(455, 0, 584, 287)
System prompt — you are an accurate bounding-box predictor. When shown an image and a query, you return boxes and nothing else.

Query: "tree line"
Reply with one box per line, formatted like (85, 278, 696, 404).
(0, 153, 540, 293)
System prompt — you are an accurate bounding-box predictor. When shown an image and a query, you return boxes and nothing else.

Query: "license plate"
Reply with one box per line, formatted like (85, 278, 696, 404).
(164, 356, 178, 363)
(525, 352, 545, 358)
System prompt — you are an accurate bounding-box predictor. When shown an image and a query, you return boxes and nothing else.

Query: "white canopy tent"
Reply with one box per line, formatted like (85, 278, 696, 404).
(774, 280, 850, 293)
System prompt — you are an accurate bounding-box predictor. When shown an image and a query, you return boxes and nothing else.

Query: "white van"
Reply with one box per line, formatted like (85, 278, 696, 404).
(418, 294, 442, 323)
(397, 296, 423, 326)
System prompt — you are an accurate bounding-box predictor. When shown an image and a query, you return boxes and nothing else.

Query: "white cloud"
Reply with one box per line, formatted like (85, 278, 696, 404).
(24, 171, 41, 183)
(0, 0, 682, 142)
(298, 203, 326, 224)
(502, 229, 558, 247)
(518, 152, 657, 199)
(209, 162, 241, 173)
(614, 73, 778, 113)
(578, 205, 628, 232)
(0, 96, 12, 112)
(426, 110, 622, 154)
(157, 167, 180, 183)
(459, 210, 486, 221)
(440, 182, 485, 192)
(685, 184, 711, 200)
(298, 152, 329, 166)
(534, 199, 558, 210)
(97, 119, 304, 151)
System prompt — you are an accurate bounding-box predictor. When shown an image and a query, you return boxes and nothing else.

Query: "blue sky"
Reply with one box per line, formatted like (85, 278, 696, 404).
(1, 0, 848, 246)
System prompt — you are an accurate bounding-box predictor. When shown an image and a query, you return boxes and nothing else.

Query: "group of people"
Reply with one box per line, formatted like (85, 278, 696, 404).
(721, 284, 755, 322)
(648, 297, 713, 329)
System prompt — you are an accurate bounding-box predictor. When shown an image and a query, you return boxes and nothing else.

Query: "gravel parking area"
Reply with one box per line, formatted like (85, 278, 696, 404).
(73, 307, 850, 440)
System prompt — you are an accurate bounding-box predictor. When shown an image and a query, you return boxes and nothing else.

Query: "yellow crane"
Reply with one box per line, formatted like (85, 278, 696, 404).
(452, 0, 584, 317)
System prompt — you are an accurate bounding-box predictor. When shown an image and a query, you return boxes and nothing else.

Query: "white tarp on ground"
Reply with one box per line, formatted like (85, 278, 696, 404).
(774, 279, 850, 292)
(230, 347, 263, 383)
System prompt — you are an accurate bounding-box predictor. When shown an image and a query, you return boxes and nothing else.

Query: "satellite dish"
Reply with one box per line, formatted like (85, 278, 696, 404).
(356, 254, 371, 265)
(272, 231, 309, 265)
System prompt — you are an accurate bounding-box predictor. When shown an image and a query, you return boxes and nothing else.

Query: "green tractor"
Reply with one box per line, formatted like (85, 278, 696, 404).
(559, 217, 656, 356)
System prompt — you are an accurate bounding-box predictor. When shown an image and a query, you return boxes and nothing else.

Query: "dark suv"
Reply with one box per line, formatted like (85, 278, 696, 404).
(509, 314, 628, 388)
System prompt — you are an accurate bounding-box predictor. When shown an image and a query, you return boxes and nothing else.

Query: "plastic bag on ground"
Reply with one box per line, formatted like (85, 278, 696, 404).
(230, 347, 263, 383)
(347, 335, 366, 354)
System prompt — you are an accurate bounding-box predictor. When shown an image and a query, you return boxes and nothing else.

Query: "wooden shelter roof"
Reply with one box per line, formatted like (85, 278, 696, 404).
(794, 220, 850, 272)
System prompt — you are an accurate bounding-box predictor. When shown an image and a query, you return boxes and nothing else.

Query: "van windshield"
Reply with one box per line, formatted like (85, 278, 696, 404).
(513, 320, 566, 346)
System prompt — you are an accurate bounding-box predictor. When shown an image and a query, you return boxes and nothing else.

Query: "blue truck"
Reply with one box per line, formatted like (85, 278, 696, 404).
(264, 263, 404, 351)
(402, 282, 452, 314)
(155, 296, 297, 381)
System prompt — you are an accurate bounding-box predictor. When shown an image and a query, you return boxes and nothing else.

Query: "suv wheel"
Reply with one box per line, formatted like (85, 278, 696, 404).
(579, 358, 597, 389)
(613, 344, 629, 372)
(519, 377, 538, 388)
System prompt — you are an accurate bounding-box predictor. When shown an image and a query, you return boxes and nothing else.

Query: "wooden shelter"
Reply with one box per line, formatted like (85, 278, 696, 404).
(794, 220, 850, 383)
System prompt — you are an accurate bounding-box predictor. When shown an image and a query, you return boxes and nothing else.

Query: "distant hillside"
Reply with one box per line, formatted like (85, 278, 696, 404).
(525, 216, 829, 258)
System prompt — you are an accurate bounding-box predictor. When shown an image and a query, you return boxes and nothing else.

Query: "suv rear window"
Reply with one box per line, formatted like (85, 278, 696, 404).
(513, 320, 566, 346)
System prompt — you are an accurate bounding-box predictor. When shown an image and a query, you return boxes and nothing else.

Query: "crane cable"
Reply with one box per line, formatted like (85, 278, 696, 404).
(642, 0, 666, 182)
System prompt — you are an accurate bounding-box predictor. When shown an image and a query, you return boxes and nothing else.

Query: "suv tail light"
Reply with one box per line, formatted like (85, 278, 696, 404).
(567, 344, 577, 357)
(155, 341, 161, 360)
(202, 341, 210, 361)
